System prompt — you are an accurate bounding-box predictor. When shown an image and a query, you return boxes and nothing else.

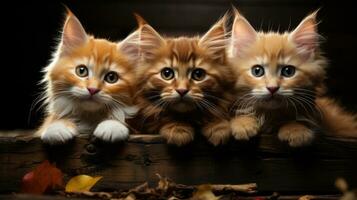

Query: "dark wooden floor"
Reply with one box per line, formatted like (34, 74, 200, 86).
(1, 131, 356, 196)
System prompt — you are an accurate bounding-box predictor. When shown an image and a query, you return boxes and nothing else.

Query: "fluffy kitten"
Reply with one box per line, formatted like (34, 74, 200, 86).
(37, 11, 138, 144)
(131, 15, 235, 146)
(229, 9, 357, 147)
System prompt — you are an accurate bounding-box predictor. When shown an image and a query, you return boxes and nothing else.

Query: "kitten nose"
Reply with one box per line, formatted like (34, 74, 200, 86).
(87, 88, 100, 96)
(267, 87, 279, 94)
(176, 89, 189, 97)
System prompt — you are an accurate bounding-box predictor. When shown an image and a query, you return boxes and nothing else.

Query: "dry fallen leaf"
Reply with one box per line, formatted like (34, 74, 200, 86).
(298, 195, 315, 200)
(124, 194, 136, 200)
(191, 185, 221, 200)
(65, 175, 102, 192)
(156, 173, 170, 192)
(21, 160, 63, 194)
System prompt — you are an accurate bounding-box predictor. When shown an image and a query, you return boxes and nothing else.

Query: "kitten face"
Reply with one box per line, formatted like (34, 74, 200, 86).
(134, 18, 234, 117)
(230, 10, 326, 110)
(44, 12, 136, 116)
(140, 38, 231, 113)
(49, 40, 134, 111)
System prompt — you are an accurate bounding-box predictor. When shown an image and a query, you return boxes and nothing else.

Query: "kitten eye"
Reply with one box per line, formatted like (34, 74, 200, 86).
(75, 65, 88, 77)
(191, 68, 206, 81)
(161, 67, 175, 80)
(281, 65, 296, 77)
(251, 65, 265, 77)
(104, 71, 119, 83)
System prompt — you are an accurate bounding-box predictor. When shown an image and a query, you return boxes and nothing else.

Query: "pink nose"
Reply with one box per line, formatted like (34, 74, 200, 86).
(87, 88, 100, 96)
(176, 89, 189, 97)
(267, 87, 279, 94)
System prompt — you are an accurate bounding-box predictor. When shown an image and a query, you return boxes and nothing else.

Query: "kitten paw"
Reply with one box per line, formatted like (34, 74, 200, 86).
(278, 122, 314, 147)
(94, 120, 129, 142)
(41, 121, 77, 145)
(160, 123, 194, 146)
(202, 120, 231, 146)
(231, 116, 259, 140)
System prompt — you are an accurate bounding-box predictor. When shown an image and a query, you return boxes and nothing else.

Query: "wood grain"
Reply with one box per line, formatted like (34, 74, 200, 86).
(1, 131, 356, 194)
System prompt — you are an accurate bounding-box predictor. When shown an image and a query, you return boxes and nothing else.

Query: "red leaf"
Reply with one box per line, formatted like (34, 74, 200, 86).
(21, 160, 63, 194)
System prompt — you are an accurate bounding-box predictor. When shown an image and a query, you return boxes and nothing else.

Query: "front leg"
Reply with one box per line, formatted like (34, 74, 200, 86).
(278, 122, 314, 147)
(39, 116, 78, 145)
(94, 120, 129, 142)
(231, 115, 260, 140)
(159, 122, 194, 146)
(202, 119, 231, 146)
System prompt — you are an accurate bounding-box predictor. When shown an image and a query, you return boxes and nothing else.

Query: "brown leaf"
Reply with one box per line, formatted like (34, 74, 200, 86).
(191, 185, 221, 200)
(21, 160, 63, 194)
(298, 195, 315, 200)
(124, 194, 136, 200)
(156, 173, 170, 192)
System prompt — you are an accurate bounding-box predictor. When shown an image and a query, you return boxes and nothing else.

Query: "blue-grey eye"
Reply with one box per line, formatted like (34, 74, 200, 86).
(281, 65, 296, 77)
(75, 64, 88, 77)
(251, 65, 265, 77)
(161, 67, 174, 80)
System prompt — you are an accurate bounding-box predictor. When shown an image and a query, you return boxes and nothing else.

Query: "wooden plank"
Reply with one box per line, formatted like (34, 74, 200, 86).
(1, 131, 357, 194)
(0, 194, 343, 200)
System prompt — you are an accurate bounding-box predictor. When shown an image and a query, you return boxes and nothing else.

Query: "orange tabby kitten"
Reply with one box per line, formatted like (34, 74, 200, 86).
(131, 15, 235, 146)
(229, 9, 357, 147)
(37, 11, 138, 144)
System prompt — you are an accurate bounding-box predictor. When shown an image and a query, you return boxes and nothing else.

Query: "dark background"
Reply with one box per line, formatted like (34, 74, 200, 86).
(2, 0, 356, 130)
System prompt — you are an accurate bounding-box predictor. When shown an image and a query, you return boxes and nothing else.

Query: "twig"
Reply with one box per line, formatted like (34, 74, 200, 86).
(209, 183, 257, 193)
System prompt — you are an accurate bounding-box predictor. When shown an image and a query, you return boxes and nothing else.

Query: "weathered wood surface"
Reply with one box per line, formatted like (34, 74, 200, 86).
(0, 194, 343, 200)
(1, 130, 357, 194)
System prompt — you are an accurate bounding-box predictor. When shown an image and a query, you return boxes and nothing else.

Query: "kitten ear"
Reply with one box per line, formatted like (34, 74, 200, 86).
(289, 10, 319, 59)
(139, 24, 166, 60)
(133, 13, 148, 27)
(118, 30, 141, 64)
(119, 21, 165, 62)
(230, 8, 257, 57)
(198, 14, 228, 61)
(60, 9, 88, 55)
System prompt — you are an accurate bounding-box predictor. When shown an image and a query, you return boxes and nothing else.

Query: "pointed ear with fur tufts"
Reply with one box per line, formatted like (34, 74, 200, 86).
(230, 8, 257, 58)
(59, 9, 88, 56)
(118, 22, 165, 63)
(289, 10, 320, 59)
(117, 13, 146, 64)
(133, 13, 148, 27)
(199, 14, 228, 62)
(138, 24, 166, 60)
(118, 30, 140, 65)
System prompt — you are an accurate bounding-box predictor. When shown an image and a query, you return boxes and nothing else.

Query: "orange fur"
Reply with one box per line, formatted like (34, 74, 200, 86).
(130, 15, 236, 146)
(229, 9, 357, 146)
(317, 97, 357, 138)
(37, 11, 138, 144)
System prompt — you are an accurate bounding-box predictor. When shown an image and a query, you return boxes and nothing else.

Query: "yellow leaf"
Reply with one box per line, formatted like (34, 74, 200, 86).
(65, 175, 102, 192)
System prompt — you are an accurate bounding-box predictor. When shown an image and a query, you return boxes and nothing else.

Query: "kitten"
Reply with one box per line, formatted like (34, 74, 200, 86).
(229, 9, 357, 147)
(37, 10, 138, 144)
(131, 15, 235, 146)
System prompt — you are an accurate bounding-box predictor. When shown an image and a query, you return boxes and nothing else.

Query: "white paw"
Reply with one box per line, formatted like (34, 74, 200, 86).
(94, 120, 129, 142)
(41, 121, 77, 145)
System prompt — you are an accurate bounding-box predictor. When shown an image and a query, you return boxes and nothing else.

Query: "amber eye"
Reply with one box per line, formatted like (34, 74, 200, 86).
(191, 68, 206, 81)
(104, 71, 119, 83)
(75, 65, 88, 77)
(161, 67, 175, 80)
(281, 65, 296, 77)
(251, 65, 265, 77)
